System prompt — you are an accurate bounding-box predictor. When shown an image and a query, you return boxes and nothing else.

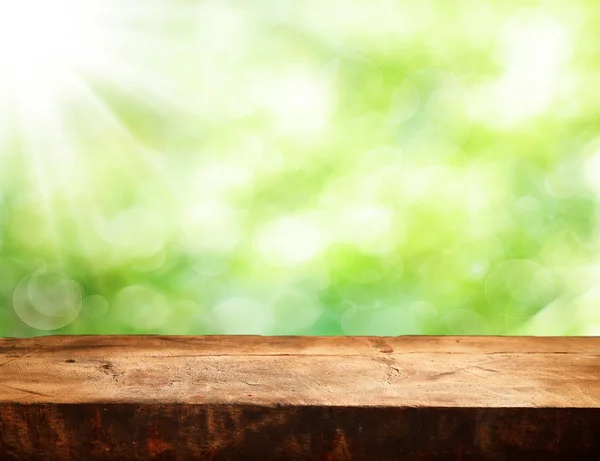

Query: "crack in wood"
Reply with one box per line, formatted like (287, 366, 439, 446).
(0, 347, 43, 369)
(0, 384, 50, 398)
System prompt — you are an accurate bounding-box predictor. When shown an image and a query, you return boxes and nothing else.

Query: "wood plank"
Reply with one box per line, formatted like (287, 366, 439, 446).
(0, 335, 599, 460)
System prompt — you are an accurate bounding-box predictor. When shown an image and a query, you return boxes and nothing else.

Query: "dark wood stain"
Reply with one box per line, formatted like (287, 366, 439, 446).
(1, 404, 599, 460)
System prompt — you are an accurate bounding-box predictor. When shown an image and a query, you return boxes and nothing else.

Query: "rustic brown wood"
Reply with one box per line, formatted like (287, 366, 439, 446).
(0, 335, 599, 460)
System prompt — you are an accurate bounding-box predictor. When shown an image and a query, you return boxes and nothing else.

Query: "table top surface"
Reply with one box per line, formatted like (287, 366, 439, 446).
(1, 335, 599, 407)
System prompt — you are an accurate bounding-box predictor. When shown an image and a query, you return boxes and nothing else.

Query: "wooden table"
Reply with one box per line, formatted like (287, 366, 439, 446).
(1, 335, 599, 460)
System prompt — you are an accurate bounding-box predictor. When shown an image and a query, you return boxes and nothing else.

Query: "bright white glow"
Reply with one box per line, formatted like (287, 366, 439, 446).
(470, 14, 571, 127)
(189, 163, 253, 198)
(0, 1, 182, 203)
(495, 14, 569, 125)
(0, 1, 115, 95)
(0, 0, 193, 157)
(0, 0, 197, 268)
(583, 147, 600, 196)
(182, 201, 241, 252)
(254, 214, 328, 267)
(332, 205, 396, 253)
(252, 69, 332, 135)
(583, 325, 600, 336)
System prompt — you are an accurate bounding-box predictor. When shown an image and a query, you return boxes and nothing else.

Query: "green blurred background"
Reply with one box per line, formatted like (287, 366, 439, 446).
(0, 0, 599, 337)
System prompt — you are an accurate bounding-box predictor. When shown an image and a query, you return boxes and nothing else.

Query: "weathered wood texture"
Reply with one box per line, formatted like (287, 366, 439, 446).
(0, 335, 599, 460)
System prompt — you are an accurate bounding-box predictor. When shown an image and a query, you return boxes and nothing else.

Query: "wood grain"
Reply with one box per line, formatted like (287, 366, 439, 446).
(0, 335, 599, 460)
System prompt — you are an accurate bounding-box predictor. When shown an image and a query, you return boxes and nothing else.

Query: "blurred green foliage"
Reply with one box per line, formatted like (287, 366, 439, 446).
(1, 0, 600, 336)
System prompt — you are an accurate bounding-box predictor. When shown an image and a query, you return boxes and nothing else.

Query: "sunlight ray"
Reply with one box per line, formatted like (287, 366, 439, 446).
(11, 81, 107, 287)
(0, 0, 196, 271)
(12, 91, 66, 262)
(60, 74, 181, 201)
